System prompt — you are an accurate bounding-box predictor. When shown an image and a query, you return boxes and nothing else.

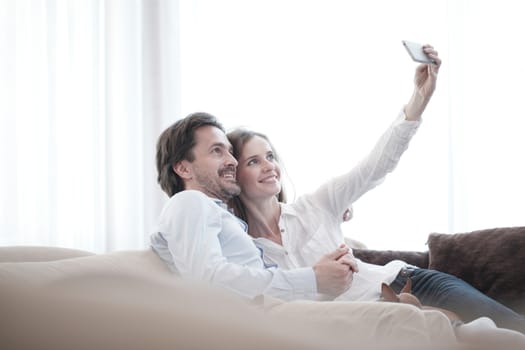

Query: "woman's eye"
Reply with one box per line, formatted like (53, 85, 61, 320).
(247, 159, 258, 166)
(267, 153, 275, 161)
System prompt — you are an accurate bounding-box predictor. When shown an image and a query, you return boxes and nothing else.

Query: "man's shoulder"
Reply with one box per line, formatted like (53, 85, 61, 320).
(172, 189, 210, 201)
(165, 190, 220, 212)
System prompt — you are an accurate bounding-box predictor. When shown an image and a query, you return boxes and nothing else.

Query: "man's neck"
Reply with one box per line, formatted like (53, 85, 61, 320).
(184, 185, 230, 203)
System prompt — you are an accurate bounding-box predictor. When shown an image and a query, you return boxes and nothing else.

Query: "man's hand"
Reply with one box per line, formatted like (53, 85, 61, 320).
(337, 248, 359, 273)
(313, 245, 354, 298)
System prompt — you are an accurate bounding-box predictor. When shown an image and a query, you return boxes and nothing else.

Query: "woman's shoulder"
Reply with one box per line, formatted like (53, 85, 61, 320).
(280, 196, 327, 220)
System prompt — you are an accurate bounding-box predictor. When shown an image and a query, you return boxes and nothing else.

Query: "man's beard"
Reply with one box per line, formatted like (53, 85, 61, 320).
(217, 165, 241, 198)
(195, 166, 240, 201)
(217, 178, 241, 201)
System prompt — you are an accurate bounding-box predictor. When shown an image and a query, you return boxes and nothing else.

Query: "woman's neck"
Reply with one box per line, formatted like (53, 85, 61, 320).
(241, 195, 283, 245)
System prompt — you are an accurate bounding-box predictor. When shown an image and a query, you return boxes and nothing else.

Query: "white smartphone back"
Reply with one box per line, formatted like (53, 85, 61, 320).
(402, 40, 434, 64)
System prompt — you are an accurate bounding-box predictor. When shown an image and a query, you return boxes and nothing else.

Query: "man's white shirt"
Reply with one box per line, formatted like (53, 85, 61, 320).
(151, 190, 318, 301)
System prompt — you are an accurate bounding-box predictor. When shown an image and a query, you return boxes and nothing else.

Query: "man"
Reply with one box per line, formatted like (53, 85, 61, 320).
(151, 112, 357, 301)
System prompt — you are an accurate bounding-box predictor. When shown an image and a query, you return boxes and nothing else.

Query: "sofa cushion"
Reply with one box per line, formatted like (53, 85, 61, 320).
(0, 247, 464, 350)
(0, 246, 94, 262)
(0, 261, 326, 350)
(427, 226, 525, 313)
(3, 246, 525, 349)
(0, 248, 171, 285)
(353, 248, 429, 268)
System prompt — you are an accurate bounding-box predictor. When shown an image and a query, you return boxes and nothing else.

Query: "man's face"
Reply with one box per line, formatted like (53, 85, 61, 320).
(179, 125, 241, 201)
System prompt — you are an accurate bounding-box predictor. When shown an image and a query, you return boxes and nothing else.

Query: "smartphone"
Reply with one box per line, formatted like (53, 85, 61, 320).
(402, 40, 434, 64)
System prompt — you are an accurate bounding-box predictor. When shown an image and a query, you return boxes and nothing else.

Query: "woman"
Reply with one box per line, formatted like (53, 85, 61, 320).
(227, 45, 525, 334)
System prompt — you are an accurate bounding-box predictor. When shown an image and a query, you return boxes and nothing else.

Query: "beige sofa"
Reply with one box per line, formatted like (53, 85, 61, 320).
(1, 245, 524, 350)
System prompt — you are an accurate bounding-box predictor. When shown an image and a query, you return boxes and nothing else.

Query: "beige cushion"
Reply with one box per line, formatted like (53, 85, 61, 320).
(1, 270, 322, 350)
(0, 248, 170, 285)
(1, 249, 325, 350)
(0, 245, 94, 262)
(0, 248, 459, 350)
(2, 247, 521, 349)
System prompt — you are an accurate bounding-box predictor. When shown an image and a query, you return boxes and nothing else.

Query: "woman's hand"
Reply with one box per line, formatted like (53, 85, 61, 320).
(414, 45, 441, 99)
(405, 44, 442, 121)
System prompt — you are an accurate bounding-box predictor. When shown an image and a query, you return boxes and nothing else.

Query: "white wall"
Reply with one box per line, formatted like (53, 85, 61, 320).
(177, 0, 525, 251)
(2, 0, 524, 252)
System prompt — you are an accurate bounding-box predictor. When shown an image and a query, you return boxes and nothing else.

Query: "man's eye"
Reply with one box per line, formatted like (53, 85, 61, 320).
(212, 148, 222, 154)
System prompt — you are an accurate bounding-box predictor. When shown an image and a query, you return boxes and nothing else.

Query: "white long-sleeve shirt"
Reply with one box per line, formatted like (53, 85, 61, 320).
(253, 111, 420, 301)
(151, 190, 318, 301)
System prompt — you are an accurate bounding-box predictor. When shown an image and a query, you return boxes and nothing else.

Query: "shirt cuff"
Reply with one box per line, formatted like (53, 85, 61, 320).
(267, 266, 319, 301)
(283, 267, 318, 300)
(394, 109, 421, 139)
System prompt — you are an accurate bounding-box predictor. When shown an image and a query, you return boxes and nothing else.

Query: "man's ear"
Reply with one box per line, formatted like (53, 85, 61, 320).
(173, 160, 192, 180)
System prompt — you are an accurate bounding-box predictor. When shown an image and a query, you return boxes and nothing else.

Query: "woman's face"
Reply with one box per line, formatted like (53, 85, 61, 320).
(236, 136, 281, 201)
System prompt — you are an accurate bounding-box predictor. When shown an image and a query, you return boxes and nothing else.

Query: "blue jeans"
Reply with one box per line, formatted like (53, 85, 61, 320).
(390, 267, 525, 334)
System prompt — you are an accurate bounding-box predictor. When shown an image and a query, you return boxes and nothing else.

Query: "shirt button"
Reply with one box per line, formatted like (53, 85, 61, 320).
(280, 228, 285, 233)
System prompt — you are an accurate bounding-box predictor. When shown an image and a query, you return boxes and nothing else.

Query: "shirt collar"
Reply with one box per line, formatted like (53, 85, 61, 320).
(210, 197, 248, 232)
(211, 197, 228, 210)
(279, 202, 299, 217)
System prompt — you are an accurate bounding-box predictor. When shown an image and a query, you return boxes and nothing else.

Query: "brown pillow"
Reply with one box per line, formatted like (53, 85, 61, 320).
(353, 249, 429, 268)
(427, 226, 525, 314)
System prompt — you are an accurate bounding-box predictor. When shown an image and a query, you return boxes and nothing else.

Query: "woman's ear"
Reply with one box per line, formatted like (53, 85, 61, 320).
(173, 160, 192, 180)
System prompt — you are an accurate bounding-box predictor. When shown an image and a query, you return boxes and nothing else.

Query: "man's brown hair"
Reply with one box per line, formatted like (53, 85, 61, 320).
(156, 112, 224, 197)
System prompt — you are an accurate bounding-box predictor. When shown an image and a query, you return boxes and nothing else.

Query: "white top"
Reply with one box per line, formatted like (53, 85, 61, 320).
(253, 111, 420, 301)
(150, 190, 318, 301)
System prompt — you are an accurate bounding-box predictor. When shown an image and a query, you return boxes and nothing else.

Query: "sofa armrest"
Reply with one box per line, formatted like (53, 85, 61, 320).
(353, 248, 429, 268)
